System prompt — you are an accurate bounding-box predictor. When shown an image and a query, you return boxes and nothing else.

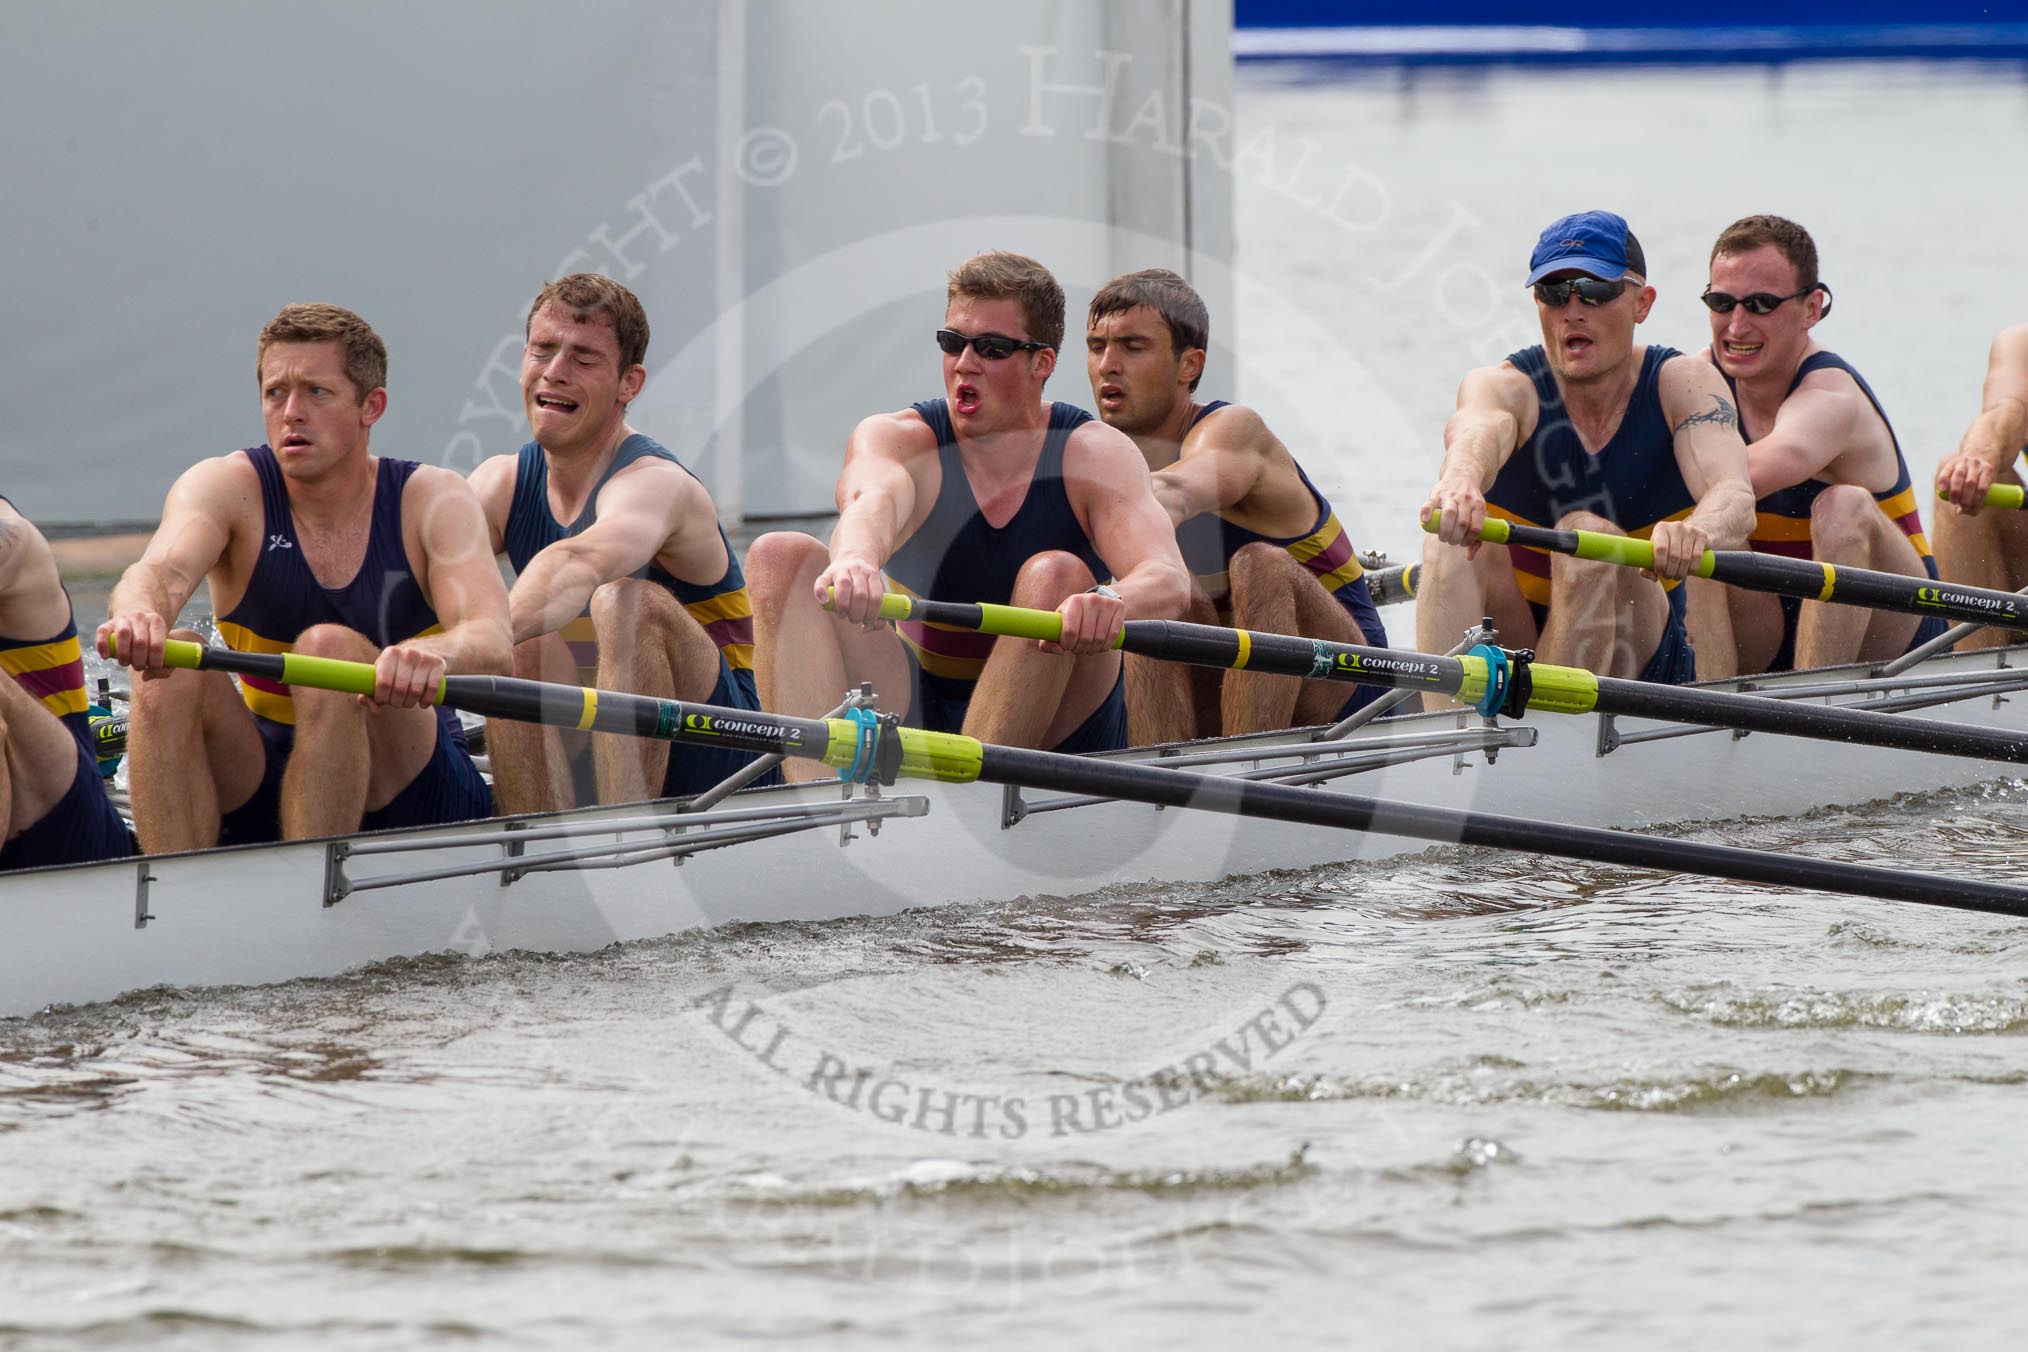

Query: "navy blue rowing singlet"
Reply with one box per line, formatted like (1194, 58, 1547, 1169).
(501, 434, 756, 685)
(1487, 345, 1690, 613)
(1714, 350, 1934, 575)
(216, 447, 462, 744)
(883, 400, 1105, 691)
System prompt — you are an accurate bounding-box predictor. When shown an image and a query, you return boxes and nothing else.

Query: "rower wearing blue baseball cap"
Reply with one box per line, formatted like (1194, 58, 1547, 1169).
(1416, 209, 1756, 694)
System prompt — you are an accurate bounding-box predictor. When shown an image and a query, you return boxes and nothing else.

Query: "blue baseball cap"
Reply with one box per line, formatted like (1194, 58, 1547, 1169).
(1524, 211, 1647, 286)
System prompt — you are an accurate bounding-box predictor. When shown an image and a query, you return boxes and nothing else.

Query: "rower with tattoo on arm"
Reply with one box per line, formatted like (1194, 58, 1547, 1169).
(1417, 210, 1755, 698)
(1932, 324, 2028, 649)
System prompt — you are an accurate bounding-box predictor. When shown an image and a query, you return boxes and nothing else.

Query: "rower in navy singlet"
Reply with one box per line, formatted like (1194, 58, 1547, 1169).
(1696, 215, 1945, 674)
(210, 446, 492, 844)
(1419, 210, 1755, 695)
(1084, 269, 1392, 742)
(883, 397, 1127, 743)
(745, 251, 1188, 781)
(1485, 344, 1701, 684)
(100, 303, 511, 852)
(470, 275, 776, 812)
(1931, 325, 2028, 651)
(0, 498, 133, 871)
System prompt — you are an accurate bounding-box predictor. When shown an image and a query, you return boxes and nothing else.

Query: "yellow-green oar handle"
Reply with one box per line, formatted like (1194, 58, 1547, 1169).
(1935, 482, 2026, 510)
(160, 638, 450, 703)
(833, 589, 1127, 649)
(1421, 510, 1719, 579)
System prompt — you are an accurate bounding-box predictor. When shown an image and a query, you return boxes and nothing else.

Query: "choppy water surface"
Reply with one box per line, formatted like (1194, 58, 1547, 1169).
(11, 62, 2028, 1348)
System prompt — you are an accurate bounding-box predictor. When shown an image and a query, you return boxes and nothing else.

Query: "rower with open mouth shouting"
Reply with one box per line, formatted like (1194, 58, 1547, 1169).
(745, 251, 1189, 778)
(469, 275, 778, 813)
(1417, 210, 1756, 699)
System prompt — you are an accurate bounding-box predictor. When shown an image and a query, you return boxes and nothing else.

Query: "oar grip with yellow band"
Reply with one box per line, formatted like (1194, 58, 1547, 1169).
(1421, 509, 1720, 579)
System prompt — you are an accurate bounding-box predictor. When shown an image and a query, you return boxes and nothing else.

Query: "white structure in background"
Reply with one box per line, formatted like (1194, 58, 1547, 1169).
(2, 2, 1232, 526)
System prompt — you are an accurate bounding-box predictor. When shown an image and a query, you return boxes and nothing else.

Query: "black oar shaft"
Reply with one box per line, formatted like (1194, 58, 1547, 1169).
(981, 746, 2027, 917)
(1592, 675, 2028, 763)
(1480, 516, 2028, 633)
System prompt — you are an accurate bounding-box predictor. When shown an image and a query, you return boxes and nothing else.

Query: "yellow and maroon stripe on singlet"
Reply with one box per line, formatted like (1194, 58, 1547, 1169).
(504, 434, 755, 688)
(1723, 350, 1936, 576)
(0, 617, 90, 743)
(216, 446, 455, 732)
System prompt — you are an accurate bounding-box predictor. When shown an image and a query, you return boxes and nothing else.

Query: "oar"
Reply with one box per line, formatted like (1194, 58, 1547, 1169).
(1426, 512, 2028, 633)
(1937, 483, 2025, 511)
(1367, 561, 1419, 606)
(156, 638, 2028, 917)
(859, 594, 2028, 767)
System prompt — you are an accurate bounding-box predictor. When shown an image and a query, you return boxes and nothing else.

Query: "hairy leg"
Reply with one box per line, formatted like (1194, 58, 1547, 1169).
(124, 627, 267, 852)
(281, 624, 441, 839)
(964, 552, 1120, 749)
(1124, 590, 1220, 745)
(487, 632, 583, 816)
(1222, 543, 1376, 734)
(1537, 513, 1670, 679)
(1795, 486, 1924, 669)
(1932, 468, 2028, 652)
(590, 578, 726, 804)
(746, 531, 911, 783)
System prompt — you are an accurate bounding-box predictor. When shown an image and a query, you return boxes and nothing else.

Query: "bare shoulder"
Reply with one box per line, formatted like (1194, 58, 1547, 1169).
(1458, 359, 1535, 412)
(466, 450, 520, 502)
(0, 498, 53, 577)
(1992, 324, 2028, 372)
(604, 451, 711, 515)
(401, 462, 491, 527)
(849, 406, 937, 461)
(1658, 351, 1735, 414)
(164, 448, 263, 522)
(1063, 415, 1147, 474)
(1182, 401, 1272, 452)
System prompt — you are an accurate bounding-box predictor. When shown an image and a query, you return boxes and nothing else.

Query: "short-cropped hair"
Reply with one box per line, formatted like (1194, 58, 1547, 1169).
(1711, 214, 1820, 291)
(257, 303, 387, 401)
(527, 273, 651, 370)
(947, 251, 1065, 351)
(1089, 268, 1211, 390)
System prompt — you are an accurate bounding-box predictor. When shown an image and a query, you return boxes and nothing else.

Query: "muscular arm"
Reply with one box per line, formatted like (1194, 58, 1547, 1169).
(1938, 325, 2028, 511)
(1420, 364, 1535, 547)
(0, 503, 71, 639)
(465, 453, 517, 555)
(1066, 422, 1191, 636)
(393, 467, 512, 700)
(818, 412, 933, 622)
(1660, 357, 1755, 571)
(506, 460, 702, 645)
(98, 455, 249, 670)
(1148, 406, 1274, 528)
(1740, 378, 1879, 498)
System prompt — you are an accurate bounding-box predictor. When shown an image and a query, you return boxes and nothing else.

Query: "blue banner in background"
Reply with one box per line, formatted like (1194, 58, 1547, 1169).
(1234, 2, 2028, 65)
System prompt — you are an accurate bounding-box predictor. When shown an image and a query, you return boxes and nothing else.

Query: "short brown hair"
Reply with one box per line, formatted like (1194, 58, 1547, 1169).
(1710, 214, 1820, 291)
(946, 251, 1064, 351)
(1089, 268, 1211, 391)
(527, 273, 651, 370)
(256, 303, 387, 401)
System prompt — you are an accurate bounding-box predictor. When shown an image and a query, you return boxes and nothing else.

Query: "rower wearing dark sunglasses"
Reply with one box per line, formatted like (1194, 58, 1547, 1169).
(1685, 214, 1943, 677)
(1418, 210, 1755, 696)
(744, 251, 1189, 779)
(1932, 324, 2028, 650)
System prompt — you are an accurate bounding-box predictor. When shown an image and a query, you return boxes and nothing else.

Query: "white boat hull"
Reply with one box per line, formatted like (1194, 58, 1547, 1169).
(5, 648, 2024, 1018)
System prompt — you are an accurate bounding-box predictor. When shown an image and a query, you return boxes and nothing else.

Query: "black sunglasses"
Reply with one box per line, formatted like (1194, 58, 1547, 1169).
(1532, 276, 1630, 308)
(1700, 283, 1833, 317)
(935, 328, 1049, 360)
